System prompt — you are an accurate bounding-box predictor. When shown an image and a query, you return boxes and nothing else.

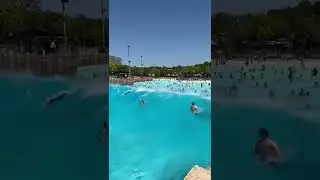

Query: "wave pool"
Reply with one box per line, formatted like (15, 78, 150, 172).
(109, 81, 211, 180)
(213, 60, 320, 180)
(0, 75, 107, 180)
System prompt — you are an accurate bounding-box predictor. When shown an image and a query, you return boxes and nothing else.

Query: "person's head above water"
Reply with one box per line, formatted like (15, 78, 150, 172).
(259, 128, 269, 139)
(191, 102, 195, 106)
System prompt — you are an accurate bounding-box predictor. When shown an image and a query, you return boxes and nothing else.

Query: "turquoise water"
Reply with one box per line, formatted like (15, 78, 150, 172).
(0, 75, 107, 179)
(213, 61, 320, 180)
(213, 103, 320, 180)
(109, 84, 211, 180)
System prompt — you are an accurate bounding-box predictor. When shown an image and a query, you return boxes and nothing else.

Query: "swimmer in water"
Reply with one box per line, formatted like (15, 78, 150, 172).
(140, 99, 145, 107)
(123, 90, 132, 95)
(190, 102, 199, 114)
(46, 90, 70, 105)
(254, 128, 281, 165)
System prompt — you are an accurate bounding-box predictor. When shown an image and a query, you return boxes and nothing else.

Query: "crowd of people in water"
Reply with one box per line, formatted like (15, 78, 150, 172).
(213, 57, 320, 166)
(131, 79, 204, 115)
(130, 78, 204, 115)
(213, 58, 319, 110)
(134, 79, 211, 97)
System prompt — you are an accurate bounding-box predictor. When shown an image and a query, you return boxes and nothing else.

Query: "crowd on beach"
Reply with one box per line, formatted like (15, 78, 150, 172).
(213, 57, 319, 110)
(134, 78, 211, 97)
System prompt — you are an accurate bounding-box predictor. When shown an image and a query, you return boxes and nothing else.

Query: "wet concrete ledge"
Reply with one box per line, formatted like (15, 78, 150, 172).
(184, 165, 211, 180)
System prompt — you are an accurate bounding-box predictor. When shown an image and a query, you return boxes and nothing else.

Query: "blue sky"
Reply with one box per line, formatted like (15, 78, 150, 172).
(109, 0, 211, 67)
(40, 0, 298, 66)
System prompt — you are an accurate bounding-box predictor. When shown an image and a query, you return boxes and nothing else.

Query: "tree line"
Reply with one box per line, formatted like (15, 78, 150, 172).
(109, 55, 211, 78)
(0, 0, 107, 49)
(212, 0, 320, 54)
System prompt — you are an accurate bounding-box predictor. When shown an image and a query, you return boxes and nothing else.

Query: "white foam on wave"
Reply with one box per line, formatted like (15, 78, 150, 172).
(213, 96, 285, 110)
(135, 87, 156, 93)
(129, 86, 211, 101)
(109, 82, 211, 100)
(77, 81, 107, 98)
(81, 82, 131, 98)
(134, 79, 211, 100)
(213, 60, 320, 122)
(213, 95, 320, 123)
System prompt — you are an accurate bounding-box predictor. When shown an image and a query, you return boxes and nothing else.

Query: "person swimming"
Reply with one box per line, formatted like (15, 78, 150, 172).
(123, 90, 133, 95)
(140, 99, 145, 107)
(190, 102, 200, 114)
(254, 128, 281, 165)
(46, 90, 70, 105)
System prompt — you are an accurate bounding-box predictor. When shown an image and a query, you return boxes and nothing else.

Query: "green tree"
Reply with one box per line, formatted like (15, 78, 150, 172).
(0, 6, 105, 47)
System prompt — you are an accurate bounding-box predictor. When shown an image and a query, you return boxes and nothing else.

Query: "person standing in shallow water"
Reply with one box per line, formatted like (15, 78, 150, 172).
(254, 128, 281, 165)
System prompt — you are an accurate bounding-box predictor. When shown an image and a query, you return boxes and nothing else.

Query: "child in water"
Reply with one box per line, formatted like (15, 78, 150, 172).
(190, 102, 200, 114)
